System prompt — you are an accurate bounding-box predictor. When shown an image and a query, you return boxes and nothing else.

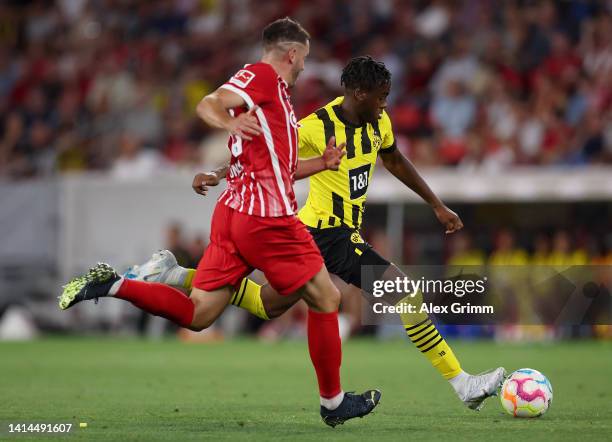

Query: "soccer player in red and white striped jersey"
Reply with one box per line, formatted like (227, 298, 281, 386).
(217, 61, 299, 217)
(58, 17, 380, 427)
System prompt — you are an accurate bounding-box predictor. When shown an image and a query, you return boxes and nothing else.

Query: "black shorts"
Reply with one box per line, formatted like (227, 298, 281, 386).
(307, 226, 390, 288)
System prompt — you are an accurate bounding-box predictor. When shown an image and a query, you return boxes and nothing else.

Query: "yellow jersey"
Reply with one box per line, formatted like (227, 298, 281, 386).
(298, 97, 396, 229)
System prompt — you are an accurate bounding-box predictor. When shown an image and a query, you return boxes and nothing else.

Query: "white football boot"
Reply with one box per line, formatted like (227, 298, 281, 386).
(451, 367, 507, 410)
(123, 250, 182, 285)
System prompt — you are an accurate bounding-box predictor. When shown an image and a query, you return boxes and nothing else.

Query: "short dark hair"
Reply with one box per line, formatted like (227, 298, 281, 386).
(341, 56, 391, 91)
(262, 17, 310, 48)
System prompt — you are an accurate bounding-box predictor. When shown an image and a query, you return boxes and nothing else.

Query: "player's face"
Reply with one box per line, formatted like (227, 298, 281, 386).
(288, 41, 309, 87)
(359, 82, 391, 124)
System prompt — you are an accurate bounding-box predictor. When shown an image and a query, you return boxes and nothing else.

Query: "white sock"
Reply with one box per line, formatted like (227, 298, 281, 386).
(320, 390, 344, 410)
(449, 370, 469, 393)
(109, 277, 125, 296)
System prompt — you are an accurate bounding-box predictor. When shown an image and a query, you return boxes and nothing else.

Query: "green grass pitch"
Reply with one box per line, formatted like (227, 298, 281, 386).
(1, 338, 611, 441)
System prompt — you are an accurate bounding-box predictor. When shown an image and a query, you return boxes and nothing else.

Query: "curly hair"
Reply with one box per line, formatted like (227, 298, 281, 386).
(340, 56, 391, 91)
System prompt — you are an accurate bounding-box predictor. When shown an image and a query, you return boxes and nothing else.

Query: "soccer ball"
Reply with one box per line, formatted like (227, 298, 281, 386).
(500, 368, 553, 418)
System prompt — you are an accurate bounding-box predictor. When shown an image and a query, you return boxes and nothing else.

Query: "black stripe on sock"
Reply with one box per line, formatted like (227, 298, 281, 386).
(316, 219, 322, 229)
(351, 204, 360, 229)
(420, 336, 445, 353)
(236, 280, 248, 306)
(230, 283, 241, 305)
(410, 326, 437, 344)
(328, 216, 335, 226)
(405, 317, 431, 331)
(332, 192, 344, 224)
(345, 125, 356, 159)
(361, 125, 372, 154)
(407, 323, 433, 338)
(416, 332, 441, 350)
(315, 108, 335, 149)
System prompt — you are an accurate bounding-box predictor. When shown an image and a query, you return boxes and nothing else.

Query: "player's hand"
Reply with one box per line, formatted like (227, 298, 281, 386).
(227, 105, 261, 141)
(322, 136, 346, 171)
(433, 204, 464, 234)
(192, 172, 220, 196)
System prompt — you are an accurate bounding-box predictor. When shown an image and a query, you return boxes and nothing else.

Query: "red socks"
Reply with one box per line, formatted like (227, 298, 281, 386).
(116, 279, 194, 328)
(307, 310, 342, 398)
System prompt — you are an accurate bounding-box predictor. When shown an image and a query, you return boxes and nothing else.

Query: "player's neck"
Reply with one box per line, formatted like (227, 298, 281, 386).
(339, 100, 362, 126)
(260, 57, 291, 85)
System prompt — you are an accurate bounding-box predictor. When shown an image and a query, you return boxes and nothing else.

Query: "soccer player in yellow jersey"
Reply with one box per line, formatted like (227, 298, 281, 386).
(128, 56, 505, 410)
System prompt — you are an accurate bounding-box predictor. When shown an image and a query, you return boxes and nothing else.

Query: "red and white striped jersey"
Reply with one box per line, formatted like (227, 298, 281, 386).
(218, 62, 299, 217)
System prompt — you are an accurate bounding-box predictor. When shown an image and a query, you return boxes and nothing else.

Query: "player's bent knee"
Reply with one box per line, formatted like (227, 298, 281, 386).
(188, 287, 231, 331)
(316, 288, 341, 312)
(188, 318, 212, 332)
(302, 268, 341, 313)
(188, 309, 215, 331)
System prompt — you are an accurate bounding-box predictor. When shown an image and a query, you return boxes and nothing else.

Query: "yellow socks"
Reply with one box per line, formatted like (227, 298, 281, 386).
(182, 269, 196, 290)
(229, 278, 269, 320)
(398, 296, 462, 380)
(172, 268, 268, 321)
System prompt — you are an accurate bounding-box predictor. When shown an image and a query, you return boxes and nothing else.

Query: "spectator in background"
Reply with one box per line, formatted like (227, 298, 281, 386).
(430, 33, 480, 98)
(447, 232, 485, 266)
(431, 80, 477, 139)
(548, 230, 588, 266)
(186, 234, 207, 270)
(110, 133, 164, 180)
(531, 233, 551, 265)
(489, 229, 528, 265)
(164, 222, 192, 268)
(431, 80, 476, 164)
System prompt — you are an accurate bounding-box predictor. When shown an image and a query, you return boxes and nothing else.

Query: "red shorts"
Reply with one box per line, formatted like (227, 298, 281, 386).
(193, 203, 324, 295)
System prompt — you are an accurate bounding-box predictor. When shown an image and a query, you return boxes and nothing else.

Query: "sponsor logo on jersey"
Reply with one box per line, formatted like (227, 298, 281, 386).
(229, 160, 244, 179)
(229, 70, 255, 88)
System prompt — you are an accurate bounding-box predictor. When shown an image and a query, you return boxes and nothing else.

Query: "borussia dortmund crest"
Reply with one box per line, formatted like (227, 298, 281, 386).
(372, 135, 383, 150)
(350, 232, 365, 244)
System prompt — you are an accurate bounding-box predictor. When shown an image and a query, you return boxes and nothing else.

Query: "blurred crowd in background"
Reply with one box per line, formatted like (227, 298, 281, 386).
(1, 0, 612, 180)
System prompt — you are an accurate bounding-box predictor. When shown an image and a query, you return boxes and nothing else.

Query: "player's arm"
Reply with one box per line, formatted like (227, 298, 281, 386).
(196, 88, 261, 140)
(295, 136, 346, 180)
(193, 137, 345, 195)
(380, 148, 463, 234)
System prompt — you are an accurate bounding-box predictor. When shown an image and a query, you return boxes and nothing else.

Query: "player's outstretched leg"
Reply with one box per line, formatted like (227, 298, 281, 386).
(300, 267, 381, 427)
(59, 262, 197, 329)
(380, 264, 505, 410)
(124, 250, 272, 319)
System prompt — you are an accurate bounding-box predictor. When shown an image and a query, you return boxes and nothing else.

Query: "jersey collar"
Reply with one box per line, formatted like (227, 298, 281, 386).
(331, 101, 361, 129)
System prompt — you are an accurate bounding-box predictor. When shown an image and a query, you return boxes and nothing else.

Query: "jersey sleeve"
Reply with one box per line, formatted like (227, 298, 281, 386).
(378, 111, 396, 153)
(220, 65, 272, 107)
(297, 115, 325, 158)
